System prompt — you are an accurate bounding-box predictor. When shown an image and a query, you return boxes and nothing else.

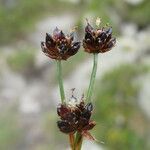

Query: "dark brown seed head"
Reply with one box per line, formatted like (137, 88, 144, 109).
(41, 27, 80, 60)
(83, 20, 116, 53)
(57, 101, 96, 135)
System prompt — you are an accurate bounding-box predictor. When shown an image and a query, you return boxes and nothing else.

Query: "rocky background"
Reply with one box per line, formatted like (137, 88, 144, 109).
(0, 0, 150, 150)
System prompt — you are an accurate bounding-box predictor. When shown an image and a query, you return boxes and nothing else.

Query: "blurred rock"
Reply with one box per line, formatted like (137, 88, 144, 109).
(60, 0, 80, 4)
(67, 140, 104, 150)
(139, 74, 150, 119)
(124, 0, 144, 5)
(0, 70, 26, 107)
(82, 140, 104, 150)
(121, 23, 137, 37)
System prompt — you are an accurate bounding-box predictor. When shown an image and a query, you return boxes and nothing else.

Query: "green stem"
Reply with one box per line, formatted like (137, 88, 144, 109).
(56, 60, 65, 103)
(69, 133, 75, 150)
(86, 53, 98, 102)
(74, 132, 83, 150)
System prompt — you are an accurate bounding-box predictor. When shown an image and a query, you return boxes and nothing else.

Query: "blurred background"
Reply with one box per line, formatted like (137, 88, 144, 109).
(0, 0, 150, 149)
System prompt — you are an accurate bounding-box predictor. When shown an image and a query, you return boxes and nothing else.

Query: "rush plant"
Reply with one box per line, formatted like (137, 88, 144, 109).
(41, 18, 116, 150)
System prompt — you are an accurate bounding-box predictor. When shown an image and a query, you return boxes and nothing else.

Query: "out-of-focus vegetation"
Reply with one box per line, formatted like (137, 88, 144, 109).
(0, 0, 52, 44)
(1, 0, 150, 44)
(0, 0, 74, 44)
(7, 48, 36, 73)
(93, 64, 150, 150)
(113, 0, 150, 28)
(88, 0, 150, 25)
(62, 50, 86, 77)
(43, 112, 68, 150)
(0, 108, 23, 150)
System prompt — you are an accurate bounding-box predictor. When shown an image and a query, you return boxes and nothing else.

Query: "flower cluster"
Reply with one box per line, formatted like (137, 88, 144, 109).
(41, 27, 80, 60)
(41, 19, 116, 61)
(83, 22, 116, 53)
(57, 100, 96, 139)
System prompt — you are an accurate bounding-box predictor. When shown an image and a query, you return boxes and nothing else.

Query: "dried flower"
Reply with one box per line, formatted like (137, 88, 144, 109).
(41, 27, 80, 60)
(57, 100, 96, 140)
(83, 20, 116, 53)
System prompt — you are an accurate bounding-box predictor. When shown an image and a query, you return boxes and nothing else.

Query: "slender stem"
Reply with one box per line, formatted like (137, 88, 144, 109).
(74, 132, 83, 150)
(86, 53, 98, 102)
(56, 60, 65, 103)
(77, 137, 83, 150)
(69, 133, 75, 150)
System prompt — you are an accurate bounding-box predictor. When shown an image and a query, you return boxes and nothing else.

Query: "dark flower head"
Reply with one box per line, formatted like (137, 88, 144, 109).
(83, 19, 116, 53)
(41, 27, 80, 60)
(57, 99, 96, 139)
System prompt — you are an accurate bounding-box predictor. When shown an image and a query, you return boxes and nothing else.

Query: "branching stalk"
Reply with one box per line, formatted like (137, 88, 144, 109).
(86, 53, 98, 102)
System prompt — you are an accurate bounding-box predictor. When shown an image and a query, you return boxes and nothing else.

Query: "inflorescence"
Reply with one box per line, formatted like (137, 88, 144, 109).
(41, 18, 116, 149)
